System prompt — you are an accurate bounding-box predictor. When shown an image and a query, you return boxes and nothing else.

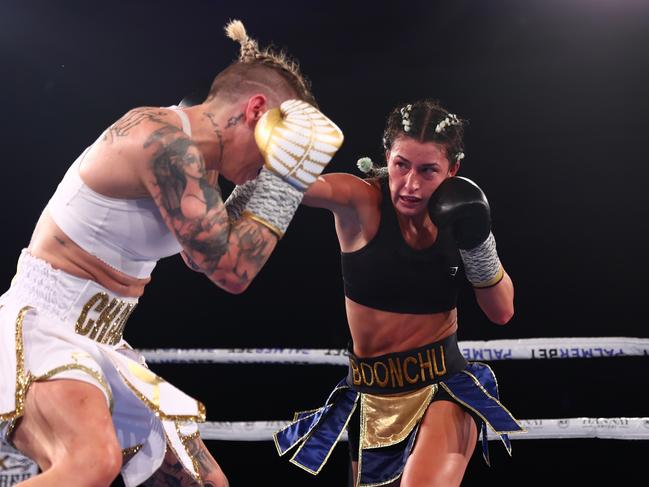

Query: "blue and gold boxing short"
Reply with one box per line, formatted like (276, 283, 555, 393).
(274, 333, 525, 486)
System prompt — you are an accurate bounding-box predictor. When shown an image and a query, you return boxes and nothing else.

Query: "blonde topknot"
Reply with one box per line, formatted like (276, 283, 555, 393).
(224, 19, 260, 62)
(210, 19, 317, 106)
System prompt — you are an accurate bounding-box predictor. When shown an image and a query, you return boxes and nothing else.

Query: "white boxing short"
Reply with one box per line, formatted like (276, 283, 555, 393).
(0, 250, 205, 487)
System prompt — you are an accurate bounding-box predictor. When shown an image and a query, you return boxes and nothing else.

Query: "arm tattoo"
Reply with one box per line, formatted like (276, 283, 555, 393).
(53, 235, 66, 246)
(225, 218, 273, 286)
(145, 116, 275, 290)
(145, 124, 229, 268)
(104, 108, 169, 144)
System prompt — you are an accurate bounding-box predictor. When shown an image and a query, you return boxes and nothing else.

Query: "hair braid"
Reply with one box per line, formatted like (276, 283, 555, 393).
(217, 19, 316, 106)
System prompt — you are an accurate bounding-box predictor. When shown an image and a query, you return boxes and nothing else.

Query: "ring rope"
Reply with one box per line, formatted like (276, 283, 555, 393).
(198, 418, 649, 441)
(140, 337, 649, 364)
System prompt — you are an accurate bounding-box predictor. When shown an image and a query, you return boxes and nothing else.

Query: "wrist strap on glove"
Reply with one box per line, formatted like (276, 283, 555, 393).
(459, 232, 504, 288)
(242, 168, 303, 238)
(225, 179, 257, 222)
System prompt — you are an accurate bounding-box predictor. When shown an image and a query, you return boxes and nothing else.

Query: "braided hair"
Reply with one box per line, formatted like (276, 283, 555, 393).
(383, 99, 465, 165)
(358, 100, 466, 178)
(206, 20, 316, 106)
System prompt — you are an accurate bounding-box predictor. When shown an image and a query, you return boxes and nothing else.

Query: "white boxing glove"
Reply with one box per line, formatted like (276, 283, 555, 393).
(242, 100, 344, 237)
(254, 99, 344, 191)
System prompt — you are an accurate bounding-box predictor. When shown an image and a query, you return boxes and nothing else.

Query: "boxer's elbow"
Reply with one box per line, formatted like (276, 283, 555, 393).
(488, 305, 514, 325)
(209, 271, 252, 295)
(222, 280, 250, 295)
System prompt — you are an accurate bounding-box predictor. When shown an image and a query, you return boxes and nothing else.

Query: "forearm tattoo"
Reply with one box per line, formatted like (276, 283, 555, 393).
(144, 118, 274, 288)
(223, 217, 273, 287)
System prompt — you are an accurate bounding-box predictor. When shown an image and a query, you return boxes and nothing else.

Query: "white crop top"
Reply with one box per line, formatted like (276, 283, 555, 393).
(45, 107, 190, 278)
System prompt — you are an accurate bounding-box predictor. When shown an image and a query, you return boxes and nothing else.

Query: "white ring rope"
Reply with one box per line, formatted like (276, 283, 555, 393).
(198, 418, 649, 441)
(140, 337, 649, 364)
(4, 335, 646, 480)
(137, 338, 649, 443)
(3, 418, 647, 480)
(148, 337, 649, 442)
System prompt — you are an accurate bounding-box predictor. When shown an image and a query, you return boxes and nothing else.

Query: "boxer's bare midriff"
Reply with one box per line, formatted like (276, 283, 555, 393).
(346, 298, 458, 358)
(28, 211, 150, 298)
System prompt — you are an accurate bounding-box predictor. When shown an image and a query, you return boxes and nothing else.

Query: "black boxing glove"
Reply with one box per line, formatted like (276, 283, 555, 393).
(429, 177, 504, 288)
(428, 176, 491, 250)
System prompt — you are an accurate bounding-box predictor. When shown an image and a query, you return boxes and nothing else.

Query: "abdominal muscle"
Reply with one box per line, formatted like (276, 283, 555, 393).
(28, 211, 150, 298)
(346, 298, 458, 357)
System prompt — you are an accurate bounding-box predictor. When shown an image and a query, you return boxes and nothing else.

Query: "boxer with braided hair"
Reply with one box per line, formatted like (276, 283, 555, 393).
(275, 99, 522, 487)
(208, 20, 317, 107)
(0, 19, 342, 487)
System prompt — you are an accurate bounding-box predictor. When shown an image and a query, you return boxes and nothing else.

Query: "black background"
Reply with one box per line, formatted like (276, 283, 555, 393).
(1, 1, 648, 485)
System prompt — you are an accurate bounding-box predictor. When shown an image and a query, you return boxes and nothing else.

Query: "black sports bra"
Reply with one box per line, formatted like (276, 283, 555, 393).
(340, 179, 461, 314)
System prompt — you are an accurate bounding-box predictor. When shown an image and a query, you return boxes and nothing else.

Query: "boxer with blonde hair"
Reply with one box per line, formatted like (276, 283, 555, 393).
(0, 20, 342, 487)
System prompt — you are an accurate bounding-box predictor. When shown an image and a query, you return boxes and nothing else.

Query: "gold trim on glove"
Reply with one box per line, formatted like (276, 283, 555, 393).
(241, 210, 284, 239)
(472, 265, 504, 289)
(254, 100, 344, 191)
